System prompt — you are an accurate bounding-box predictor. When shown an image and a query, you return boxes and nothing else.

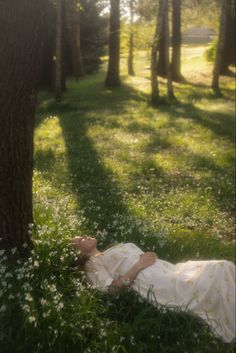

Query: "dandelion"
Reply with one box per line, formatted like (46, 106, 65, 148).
(11, 247, 17, 254)
(0, 249, 5, 256)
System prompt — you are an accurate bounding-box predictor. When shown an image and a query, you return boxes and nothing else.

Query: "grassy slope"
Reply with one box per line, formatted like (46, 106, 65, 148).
(35, 46, 235, 261)
(1, 45, 234, 353)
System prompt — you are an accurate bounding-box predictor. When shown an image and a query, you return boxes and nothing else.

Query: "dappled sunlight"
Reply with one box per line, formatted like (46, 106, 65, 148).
(34, 115, 71, 193)
(35, 115, 66, 153)
(33, 44, 235, 251)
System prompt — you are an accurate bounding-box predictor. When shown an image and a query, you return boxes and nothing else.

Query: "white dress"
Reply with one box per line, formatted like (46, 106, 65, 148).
(85, 243, 235, 343)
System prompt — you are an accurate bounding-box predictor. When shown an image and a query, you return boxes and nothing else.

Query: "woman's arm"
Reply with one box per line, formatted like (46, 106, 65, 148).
(108, 252, 157, 294)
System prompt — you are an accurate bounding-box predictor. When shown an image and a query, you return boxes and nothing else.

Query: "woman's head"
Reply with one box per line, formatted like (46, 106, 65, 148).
(71, 236, 97, 258)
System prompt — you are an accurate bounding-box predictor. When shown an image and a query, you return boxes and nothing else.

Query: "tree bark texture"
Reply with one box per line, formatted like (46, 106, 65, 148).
(0, 0, 46, 256)
(128, 0, 135, 76)
(105, 0, 121, 87)
(171, 0, 182, 81)
(212, 0, 227, 94)
(151, 0, 166, 104)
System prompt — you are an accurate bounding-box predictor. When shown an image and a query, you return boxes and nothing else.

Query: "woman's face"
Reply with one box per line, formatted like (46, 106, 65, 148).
(71, 236, 97, 255)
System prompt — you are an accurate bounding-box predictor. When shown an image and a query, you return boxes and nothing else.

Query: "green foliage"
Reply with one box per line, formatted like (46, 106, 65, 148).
(205, 37, 217, 62)
(79, 0, 108, 73)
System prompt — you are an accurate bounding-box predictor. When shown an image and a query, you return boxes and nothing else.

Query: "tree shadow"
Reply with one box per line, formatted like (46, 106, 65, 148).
(34, 74, 235, 241)
(155, 100, 235, 143)
(56, 109, 156, 246)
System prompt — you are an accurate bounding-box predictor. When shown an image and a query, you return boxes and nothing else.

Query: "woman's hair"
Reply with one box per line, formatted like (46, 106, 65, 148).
(73, 253, 88, 270)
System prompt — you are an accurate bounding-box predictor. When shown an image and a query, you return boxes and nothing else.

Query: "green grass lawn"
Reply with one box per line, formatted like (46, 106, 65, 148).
(0, 45, 235, 353)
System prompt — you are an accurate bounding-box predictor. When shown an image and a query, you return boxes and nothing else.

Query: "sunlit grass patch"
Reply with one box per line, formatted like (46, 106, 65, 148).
(1, 45, 235, 353)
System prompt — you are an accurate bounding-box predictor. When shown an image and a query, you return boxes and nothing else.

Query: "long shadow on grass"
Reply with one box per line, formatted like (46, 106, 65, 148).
(156, 100, 234, 143)
(35, 77, 234, 225)
(57, 110, 158, 244)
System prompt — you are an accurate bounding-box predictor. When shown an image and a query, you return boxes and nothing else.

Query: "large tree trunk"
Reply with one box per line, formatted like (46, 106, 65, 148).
(128, 0, 135, 76)
(151, 0, 166, 104)
(212, 0, 227, 95)
(165, 0, 175, 98)
(171, 0, 182, 81)
(0, 0, 46, 256)
(220, 0, 235, 74)
(105, 0, 121, 87)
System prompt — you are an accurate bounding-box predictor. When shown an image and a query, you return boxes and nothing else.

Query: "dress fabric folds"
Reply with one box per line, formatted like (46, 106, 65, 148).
(85, 243, 235, 343)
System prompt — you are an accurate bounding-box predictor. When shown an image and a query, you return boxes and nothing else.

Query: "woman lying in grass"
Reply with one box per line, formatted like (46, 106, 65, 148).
(71, 236, 235, 344)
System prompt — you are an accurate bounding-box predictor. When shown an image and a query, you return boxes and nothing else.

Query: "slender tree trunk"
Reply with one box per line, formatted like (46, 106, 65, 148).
(39, 0, 55, 90)
(171, 0, 182, 81)
(105, 0, 121, 87)
(220, 0, 235, 74)
(55, 0, 63, 101)
(66, 0, 84, 80)
(151, 0, 166, 104)
(212, 0, 227, 95)
(157, 32, 167, 77)
(75, 19, 85, 77)
(128, 0, 135, 76)
(164, 0, 175, 98)
(0, 0, 46, 256)
(61, 0, 67, 91)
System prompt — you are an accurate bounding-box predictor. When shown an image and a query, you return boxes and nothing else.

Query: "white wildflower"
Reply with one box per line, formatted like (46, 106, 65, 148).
(40, 298, 47, 305)
(34, 260, 39, 268)
(57, 302, 64, 310)
(0, 305, 6, 313)
(28, 316, 36, 323)
(25, 293, 33, 302)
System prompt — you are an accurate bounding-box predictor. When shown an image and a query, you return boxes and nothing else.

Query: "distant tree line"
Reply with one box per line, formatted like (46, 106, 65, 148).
(40, 0, 108, 100)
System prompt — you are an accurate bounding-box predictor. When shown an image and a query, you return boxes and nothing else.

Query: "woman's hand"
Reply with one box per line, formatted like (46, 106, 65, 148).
(137, 252, 158, 270)
(108, 252, 158, 295)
